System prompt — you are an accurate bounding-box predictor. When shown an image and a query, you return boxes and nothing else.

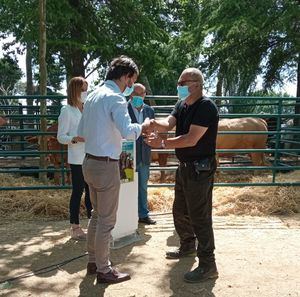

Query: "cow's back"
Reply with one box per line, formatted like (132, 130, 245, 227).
(217, 117, 268, 149)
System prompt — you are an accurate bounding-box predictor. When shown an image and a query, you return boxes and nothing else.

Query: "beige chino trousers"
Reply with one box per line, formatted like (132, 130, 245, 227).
(82, 157, 120, 273)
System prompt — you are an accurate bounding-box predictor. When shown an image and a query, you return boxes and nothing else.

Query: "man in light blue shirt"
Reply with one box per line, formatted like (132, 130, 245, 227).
(78, 56, 150, 284)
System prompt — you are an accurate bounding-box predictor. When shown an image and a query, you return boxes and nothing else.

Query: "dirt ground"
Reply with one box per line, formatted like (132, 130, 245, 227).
(0, 214, 300, 297)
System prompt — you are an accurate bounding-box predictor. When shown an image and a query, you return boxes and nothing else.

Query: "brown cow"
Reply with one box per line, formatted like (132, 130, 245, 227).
(150, 122, 173, 183)
(217, 117, 268, 166)
(151, 143, 169, 183)
(0, 117, 7, 126)
(152, 117, 268, 181)
(26, 123, 70, 184)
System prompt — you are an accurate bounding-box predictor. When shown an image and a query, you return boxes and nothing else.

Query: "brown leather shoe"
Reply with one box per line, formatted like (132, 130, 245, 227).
(87, 261, 114, 275)
(97, 268, 130, 284)
(87, 262, 97, 275)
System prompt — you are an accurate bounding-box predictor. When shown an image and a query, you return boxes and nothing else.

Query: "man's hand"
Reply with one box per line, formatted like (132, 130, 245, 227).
(71, 136, 85, 143)
(149, 119, 157, 130)
(142, 118, 160, 136)
(141, 117, 151, 134)
(144, 132, 163, 148)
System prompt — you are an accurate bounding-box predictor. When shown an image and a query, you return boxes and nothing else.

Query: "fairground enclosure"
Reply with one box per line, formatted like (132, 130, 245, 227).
(1, 0, 300, 193)
(0, 95, 299, 192)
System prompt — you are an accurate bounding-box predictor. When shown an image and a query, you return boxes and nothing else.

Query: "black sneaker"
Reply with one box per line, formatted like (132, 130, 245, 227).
(184, 263, 218, 283)
(138, 217, 157, 225)
(166, 247, 196, 259)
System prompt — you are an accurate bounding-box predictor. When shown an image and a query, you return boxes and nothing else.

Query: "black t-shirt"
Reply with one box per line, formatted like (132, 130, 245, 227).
(171, 96, 219, 162)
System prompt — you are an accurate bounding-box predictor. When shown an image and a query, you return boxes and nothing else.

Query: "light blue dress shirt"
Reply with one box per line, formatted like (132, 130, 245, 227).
(77, 80, 142, 160)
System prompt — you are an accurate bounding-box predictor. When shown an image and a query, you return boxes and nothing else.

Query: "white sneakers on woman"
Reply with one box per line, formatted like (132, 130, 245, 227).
(70, 225, 86, 240)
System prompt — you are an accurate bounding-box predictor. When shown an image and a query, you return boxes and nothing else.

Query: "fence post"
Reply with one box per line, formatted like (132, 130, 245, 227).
(272, 99, 283, 183)
(18, 103, 25, 159)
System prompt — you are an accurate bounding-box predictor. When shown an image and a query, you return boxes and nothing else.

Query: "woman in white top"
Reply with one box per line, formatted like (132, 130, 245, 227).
(57, 76, 92, 240)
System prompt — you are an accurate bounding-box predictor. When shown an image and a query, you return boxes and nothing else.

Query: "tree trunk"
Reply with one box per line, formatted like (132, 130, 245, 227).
(62, 45, 85, 80)
(68, 0, 86, 78)
(26, 42, 35, 128)
(62, 51, 72, 86)
(140, 73, 156, 106)
(39, 0, 48, 182)
(295, 54, 300, 127)
(215, 70, 223, 110)
(70, 49, 85, 77)
(26, 42, 34, 96)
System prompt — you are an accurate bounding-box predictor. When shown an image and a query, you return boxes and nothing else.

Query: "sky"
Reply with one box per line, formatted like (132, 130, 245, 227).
(0, 37, 298, 97)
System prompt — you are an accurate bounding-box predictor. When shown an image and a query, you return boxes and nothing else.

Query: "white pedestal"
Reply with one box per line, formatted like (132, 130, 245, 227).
(111, 172, 140, 248)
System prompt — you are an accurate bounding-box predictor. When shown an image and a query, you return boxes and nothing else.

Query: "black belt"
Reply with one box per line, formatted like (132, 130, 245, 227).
(179, 157, 214, 167)
(179, 161, 194, 167)
(86, 153, 118, 162)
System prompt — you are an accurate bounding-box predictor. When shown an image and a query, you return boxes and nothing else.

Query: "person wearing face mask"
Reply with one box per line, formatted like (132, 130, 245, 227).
(77, 56, 151, 284)
(145, 68, 219, 283)
(57, 76, 92, 240)
(128, 83, 156, 225)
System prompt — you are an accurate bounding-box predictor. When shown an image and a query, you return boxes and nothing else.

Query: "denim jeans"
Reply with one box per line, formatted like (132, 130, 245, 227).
(136, 162, 150, 219)
(173, 157, 217, 264)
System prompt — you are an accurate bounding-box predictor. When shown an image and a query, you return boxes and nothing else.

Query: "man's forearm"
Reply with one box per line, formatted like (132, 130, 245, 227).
(152, 119, 172, 132)
(163, 134, 196, 149)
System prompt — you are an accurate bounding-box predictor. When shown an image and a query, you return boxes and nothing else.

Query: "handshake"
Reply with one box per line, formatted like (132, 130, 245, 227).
(141, 117, 155, 134)
(141, 118, 165, 149)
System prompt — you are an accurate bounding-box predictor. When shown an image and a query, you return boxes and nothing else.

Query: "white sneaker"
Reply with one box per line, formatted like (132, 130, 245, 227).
(70, 226, 86, 240)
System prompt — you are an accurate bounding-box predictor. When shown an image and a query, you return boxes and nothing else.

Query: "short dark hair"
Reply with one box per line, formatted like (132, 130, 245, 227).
(105, 55, 139, 80)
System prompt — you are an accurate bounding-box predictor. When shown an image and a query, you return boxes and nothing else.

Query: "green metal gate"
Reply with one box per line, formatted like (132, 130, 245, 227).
(0, 95, 299, 190)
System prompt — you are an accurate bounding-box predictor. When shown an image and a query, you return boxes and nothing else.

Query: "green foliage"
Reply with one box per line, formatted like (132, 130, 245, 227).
(196, 0, 299, 96)
(0, 0, 298, 98)
(249, 89, 294, 115)
(0, 56, 23, 94)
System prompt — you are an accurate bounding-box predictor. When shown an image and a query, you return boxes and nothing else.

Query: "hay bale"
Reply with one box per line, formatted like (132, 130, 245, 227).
(0, 174, 84, 220)
(213, 186, 299, 216)
(148, 171, 300, 216)
(0, 171, 299, 219)
(148, 187, 173, 213)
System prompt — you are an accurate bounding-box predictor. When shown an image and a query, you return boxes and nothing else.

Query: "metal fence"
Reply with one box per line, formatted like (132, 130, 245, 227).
(0, 95, 299, 190)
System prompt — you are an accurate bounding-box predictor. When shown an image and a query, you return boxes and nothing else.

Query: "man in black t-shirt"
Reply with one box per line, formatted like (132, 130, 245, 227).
(145, 68, 219, 283)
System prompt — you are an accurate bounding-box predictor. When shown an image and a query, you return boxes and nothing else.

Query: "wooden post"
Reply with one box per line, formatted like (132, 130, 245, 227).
(39, 0, 48, 182)
(295, 55, 300, 127)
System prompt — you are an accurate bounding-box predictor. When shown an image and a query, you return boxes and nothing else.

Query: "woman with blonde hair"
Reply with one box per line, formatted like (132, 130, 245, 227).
(57, 76, 92, 240)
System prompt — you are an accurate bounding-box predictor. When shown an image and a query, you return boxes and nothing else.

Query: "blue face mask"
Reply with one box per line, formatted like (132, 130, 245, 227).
(131, 96, 144, 108)
(177, 85, 190, 100)
(123, 85, 134, 97)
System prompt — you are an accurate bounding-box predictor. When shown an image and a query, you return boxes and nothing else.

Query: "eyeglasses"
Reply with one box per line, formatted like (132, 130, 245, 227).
(177, 80, 198, 86)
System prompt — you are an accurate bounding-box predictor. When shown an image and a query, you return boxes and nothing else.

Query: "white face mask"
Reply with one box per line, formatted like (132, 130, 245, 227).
(80, 91, 88, 103)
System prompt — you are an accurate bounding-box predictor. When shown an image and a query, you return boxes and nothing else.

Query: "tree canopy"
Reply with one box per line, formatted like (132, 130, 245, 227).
(0, 55, 22, 94)
(0, 0, 299, 98)
(193, 0, 299, 96)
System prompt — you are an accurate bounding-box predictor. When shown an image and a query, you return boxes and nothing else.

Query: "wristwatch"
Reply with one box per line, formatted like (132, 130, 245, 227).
(161, 139, 166, 149)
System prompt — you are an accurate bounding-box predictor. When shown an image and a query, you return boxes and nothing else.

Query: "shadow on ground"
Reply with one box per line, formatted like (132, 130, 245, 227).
(0, 219, 151, 297)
